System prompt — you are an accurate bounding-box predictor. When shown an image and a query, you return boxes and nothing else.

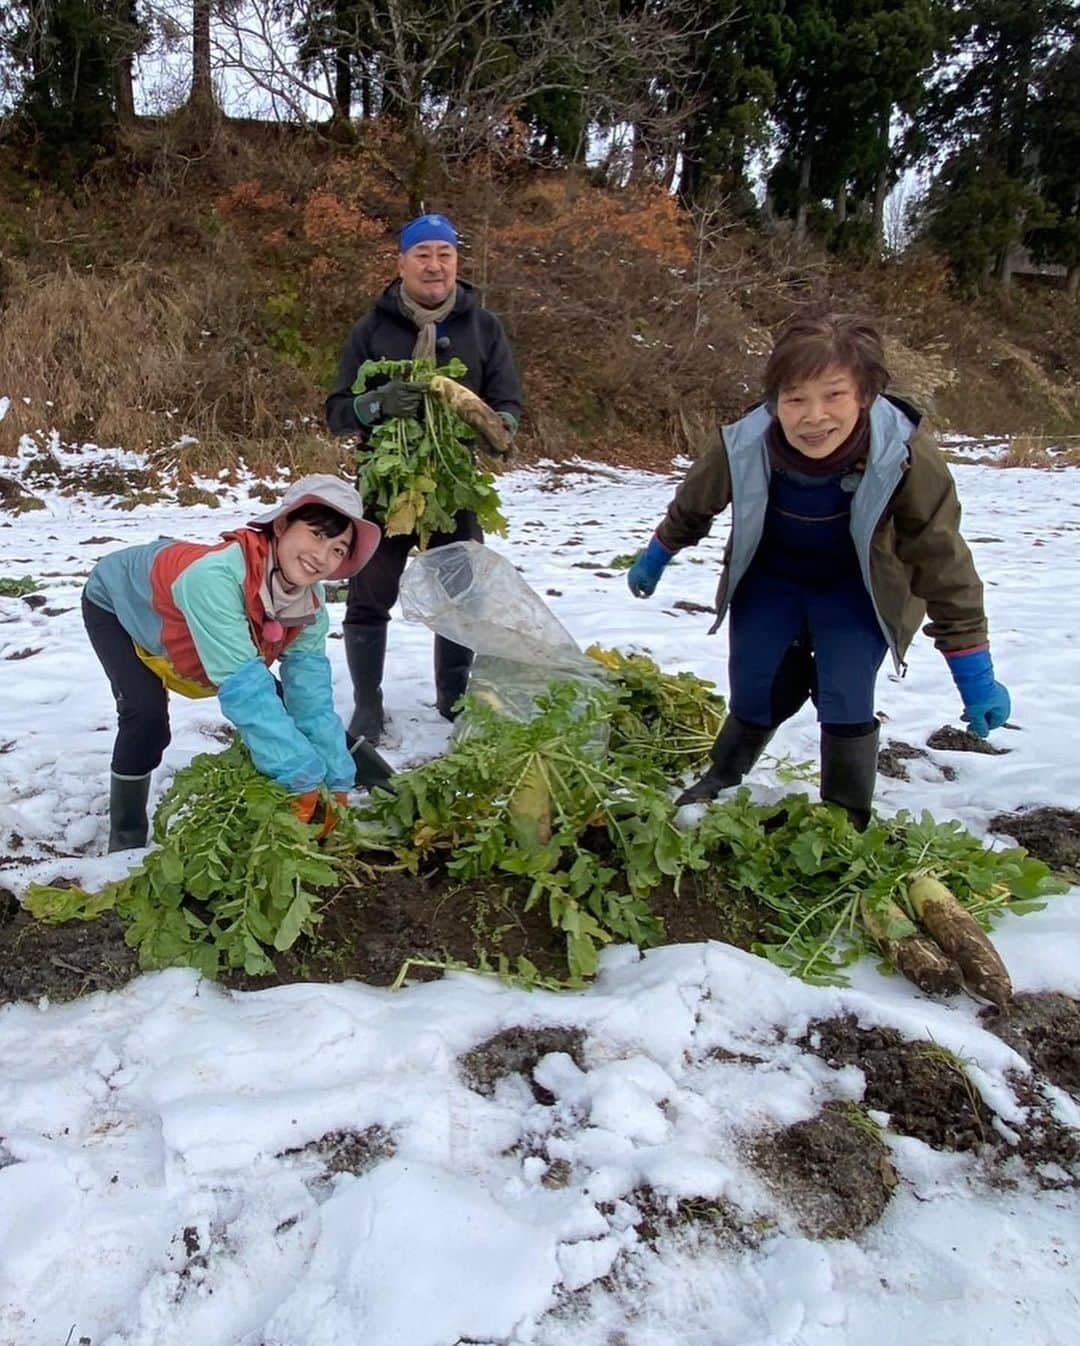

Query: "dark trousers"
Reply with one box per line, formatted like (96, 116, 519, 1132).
(728, 570, 886, 736)
(83, 594, 171, 775)
(344, 509, 482, 682)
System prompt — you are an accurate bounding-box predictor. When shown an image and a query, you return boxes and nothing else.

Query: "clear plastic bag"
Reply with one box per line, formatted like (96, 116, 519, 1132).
(399, 542, 607, 725)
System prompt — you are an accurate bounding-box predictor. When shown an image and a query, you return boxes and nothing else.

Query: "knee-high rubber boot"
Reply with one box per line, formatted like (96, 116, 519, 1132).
(820, 724, 880, 832)
(675, 716, 776, 806)
(343, 623, 387, 746)
(434, 635, 473, 722)
(108, 771, 151, 852)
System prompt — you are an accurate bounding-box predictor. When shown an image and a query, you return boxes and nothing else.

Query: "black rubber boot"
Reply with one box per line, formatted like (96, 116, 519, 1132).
(108, 771, 151, 852)
(434, 634, 473, 722)
(675, 716, 776, 806)
(347, 735, 397, 792)
(820, 724, 880, 832)
(343, 623, 387, 746)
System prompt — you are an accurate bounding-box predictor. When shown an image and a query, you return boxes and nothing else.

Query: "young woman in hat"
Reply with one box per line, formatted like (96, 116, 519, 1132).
(82, 475, 382, 850)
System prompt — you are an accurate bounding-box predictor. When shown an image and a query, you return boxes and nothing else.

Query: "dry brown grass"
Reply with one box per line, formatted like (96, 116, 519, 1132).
(1, 124, 1077, 481)
(992, 433, 1080, 469)
(0, 249, 323, 470)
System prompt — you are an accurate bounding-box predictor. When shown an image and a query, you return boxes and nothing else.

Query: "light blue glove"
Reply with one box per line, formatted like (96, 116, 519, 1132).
(217, 657, 327, 792)
(627, 535, 673, 598)
(280, 649, 356, 792)
(945, 648, 1011, 738)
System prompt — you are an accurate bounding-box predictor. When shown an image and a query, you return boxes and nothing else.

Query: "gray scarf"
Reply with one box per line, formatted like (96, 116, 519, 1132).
(261, 547, 318, 630)
(397, 282, 459, 361)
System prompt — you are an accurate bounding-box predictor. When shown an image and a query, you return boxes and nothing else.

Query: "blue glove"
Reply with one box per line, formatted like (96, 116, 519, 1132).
(218, 657, 327, 792)
(945, 648, 1011, 738)
(279, 649, 356, 792)
(627, 535, 673, 598)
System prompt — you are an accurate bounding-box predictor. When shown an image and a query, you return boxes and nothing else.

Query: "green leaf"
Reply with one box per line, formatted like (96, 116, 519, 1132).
(275, 892, 312, 951)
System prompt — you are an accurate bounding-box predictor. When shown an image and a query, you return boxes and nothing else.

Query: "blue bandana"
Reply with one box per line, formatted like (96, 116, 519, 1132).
(399, 213, 459, 253)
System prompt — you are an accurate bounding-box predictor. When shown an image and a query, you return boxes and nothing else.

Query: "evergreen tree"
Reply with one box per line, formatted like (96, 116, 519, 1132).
(1026, 37, 1080, 292)
(768, 0, 945, 249)
(3, 0, 143, 178)
(675, 0, 792, 210)
(912, 0, 1078, 287)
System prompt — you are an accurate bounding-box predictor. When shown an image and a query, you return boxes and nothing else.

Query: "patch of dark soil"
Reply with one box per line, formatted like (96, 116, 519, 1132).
(878, 739, 957, 783)
(460, 1025, 587, 1102)
(750, 1101, 897, 1239)
(0, 887, 18, 925)
(21, 593, 47, 610)
(0, 474, 45, 513)
(0, 907, 139, 1004)
(244, 849, 771, 994)
(2, 841, 779, 1005)
(666, 867, 771, 953)
(988, 807, 1080, 879)
(1003, 1074, 1080, 1186)
(4, 647, 42, 660)
(80, 535, 121, 545)
(42, 606, 72, 617)
(228, 867, 572, 993)
(981, 993, 1080, 1098)
(805, 1015, 995, 1152)
(669, 599, 715, 616)
(279, 1124, 396, 1177)
(601, 1186, 760, 1251)
(926, 725, 1009, 755)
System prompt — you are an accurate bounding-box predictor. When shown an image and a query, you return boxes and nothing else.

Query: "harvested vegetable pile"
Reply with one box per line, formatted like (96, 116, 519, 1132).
(23, 651, 1067, 997)
(695, 792, 1065, 997)
(353, 356, 508, 547)
(26, 741, 370, 978)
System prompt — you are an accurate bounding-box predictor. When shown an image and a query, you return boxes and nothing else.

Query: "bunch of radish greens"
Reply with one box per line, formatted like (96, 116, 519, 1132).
(352, 356, 506, 547)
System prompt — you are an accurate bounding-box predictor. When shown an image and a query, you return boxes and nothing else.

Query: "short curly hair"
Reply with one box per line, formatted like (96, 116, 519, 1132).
(764, 312, 890, 404)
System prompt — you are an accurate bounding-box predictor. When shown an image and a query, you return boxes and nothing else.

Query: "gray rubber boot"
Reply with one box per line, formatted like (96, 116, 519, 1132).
(434, 634, 473, 722)
(343, 623, 387, 746)
(108, 771, 151, 852)
(820, 724, 880, 832)
(675, 717, 776, 806)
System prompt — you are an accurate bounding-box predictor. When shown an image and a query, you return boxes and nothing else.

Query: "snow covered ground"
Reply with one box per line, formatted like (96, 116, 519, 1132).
(1, 435, 1078, 1346)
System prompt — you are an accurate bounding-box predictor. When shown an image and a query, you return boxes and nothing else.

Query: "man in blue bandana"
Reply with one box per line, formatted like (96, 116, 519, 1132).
(327, 213, 523, 751)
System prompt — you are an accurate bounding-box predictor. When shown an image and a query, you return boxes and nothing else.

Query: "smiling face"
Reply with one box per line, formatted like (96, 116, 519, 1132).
(398, 240, 458, 307)
(273, 516, 354, 588)
(775, 364, 864, 459)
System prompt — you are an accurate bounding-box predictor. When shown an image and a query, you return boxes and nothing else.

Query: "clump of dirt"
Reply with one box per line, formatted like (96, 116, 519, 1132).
(460, 1025, 587, 1102)
(750, 1101, 897, 1240)
(0, 906, 138, 1004)
(878, 739, 957, 782)
(988, 807, 1080, 879)
(279, 1124, 396, 1177)
(981, 993, 1080, 1098)
(805, 1015, 995, 1151)
(926, 726, 1009, 755)
(806, 1014, 1078, 1186)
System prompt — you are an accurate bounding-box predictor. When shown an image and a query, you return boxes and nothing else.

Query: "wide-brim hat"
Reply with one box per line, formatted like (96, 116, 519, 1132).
(247, 474, 381, 580)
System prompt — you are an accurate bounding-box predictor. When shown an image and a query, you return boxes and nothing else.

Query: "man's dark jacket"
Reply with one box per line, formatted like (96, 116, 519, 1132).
(326, 279, 523, 437)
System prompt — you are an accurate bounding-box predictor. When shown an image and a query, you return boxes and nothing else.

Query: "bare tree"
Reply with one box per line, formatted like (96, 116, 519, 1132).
(209, 0, 711, 205)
